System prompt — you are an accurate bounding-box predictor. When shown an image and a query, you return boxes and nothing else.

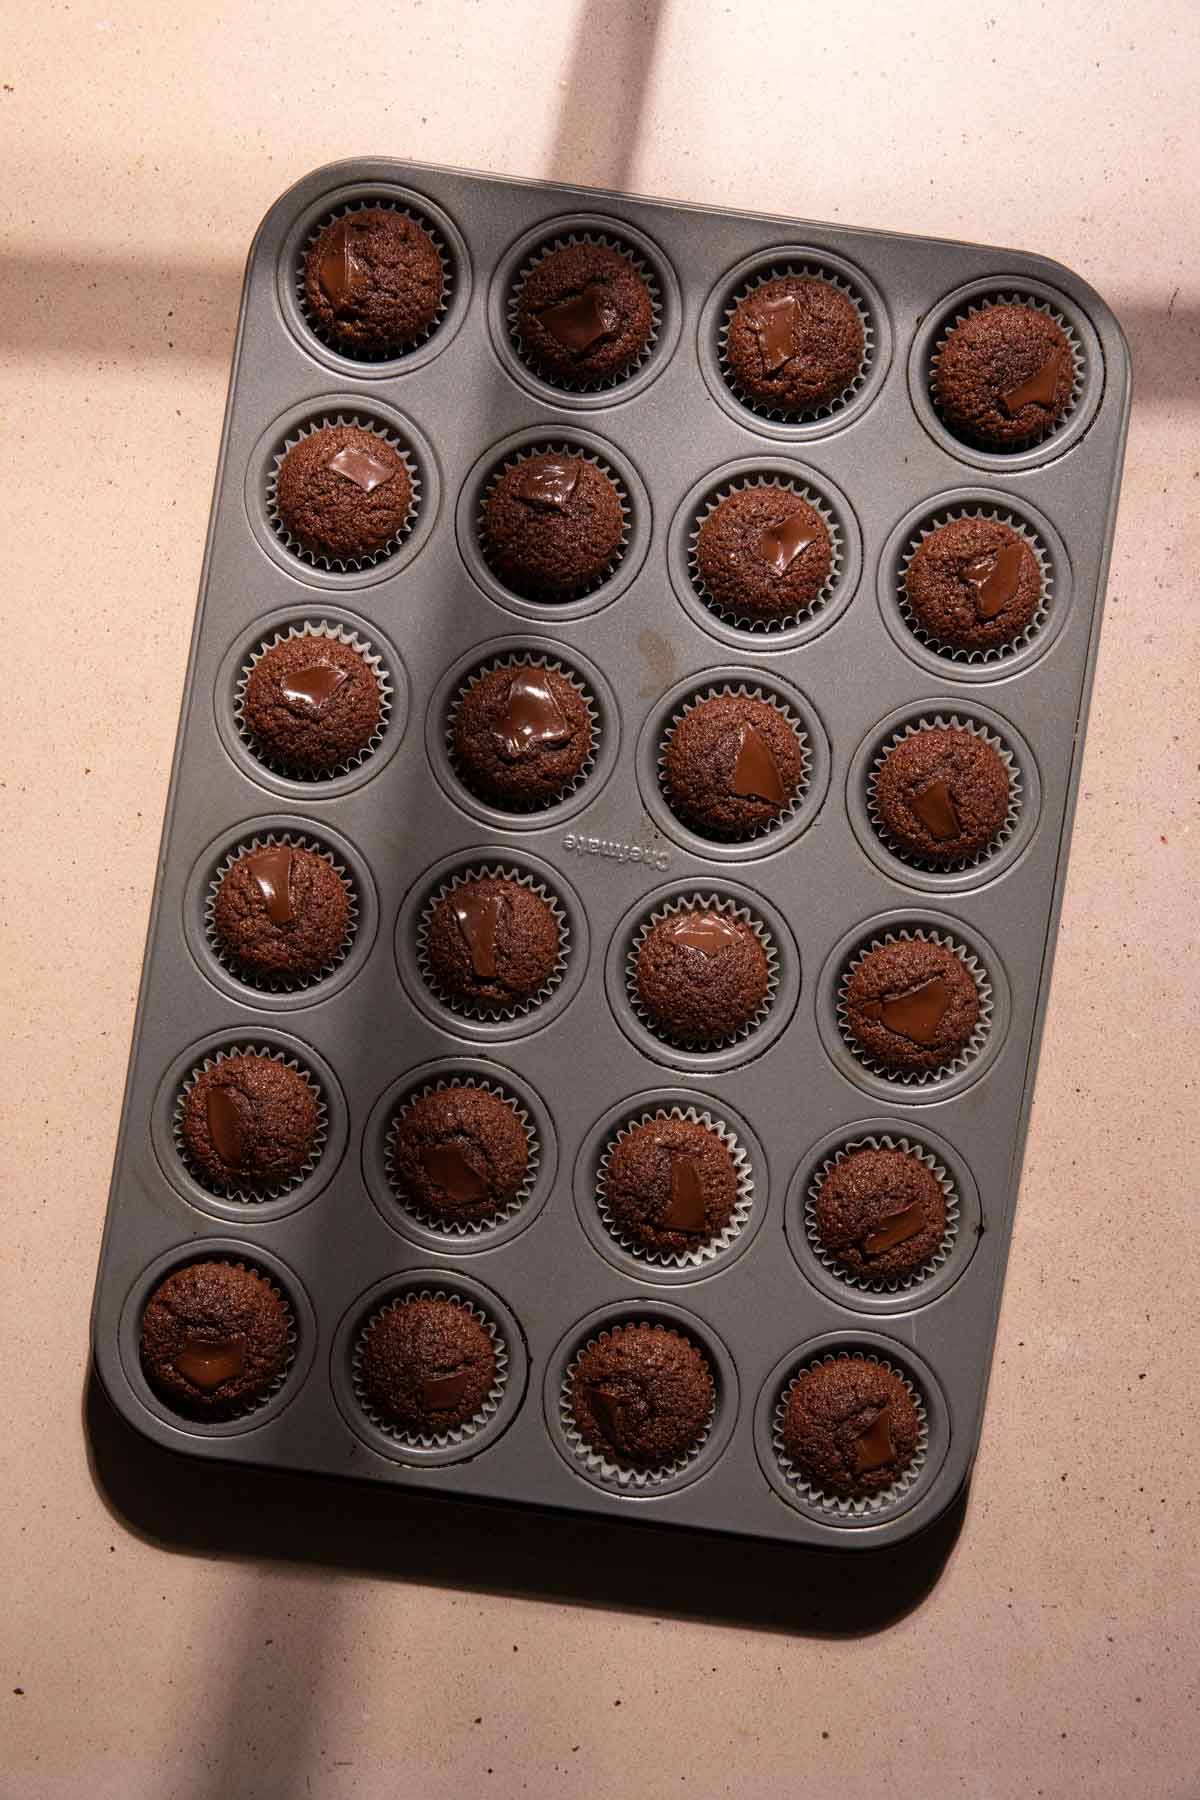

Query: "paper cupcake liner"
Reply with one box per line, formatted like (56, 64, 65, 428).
(772, 1350, 929, 1517)
(351, 1289, 508, 1448)
(657, 682, 811, 841)
(265, 413, 421, 572)
(804, 1134, 960, 1294)
(836, 926, 994, 1085)
(415, 862, 570, 1022)
(929, 291, 1086, 451)
(234, 620, 392, 781)
(559, 1322, 717, 1489)
(384, 1076, 540, 1237)
(476, 440, 632, 602)
(865, 713, 1022, 872)
(507, 230, 663, 392)
(687, 475, 843, 635)
(294, 198, 452, 360)
(626, 892, 781, 1052)
(203, 831, 359, 993)
(595, 1105, 754, 1271)
(897, 506, 1054, 665)
(144, 1256, 299, 1422)
(717, 262, 874, 423)
(173, 1044, 329, 1203)
(445, 652, 600, 813)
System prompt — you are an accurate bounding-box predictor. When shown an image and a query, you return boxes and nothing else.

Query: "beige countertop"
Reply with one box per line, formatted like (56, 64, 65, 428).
(2, 3, 1198, 1796)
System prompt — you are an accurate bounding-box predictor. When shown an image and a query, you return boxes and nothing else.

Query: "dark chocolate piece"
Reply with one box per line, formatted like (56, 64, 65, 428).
(755, 513, 817, 576)
(421, 1369, 471, 1410)
(660, 1155, 707, 1233)
(1001, 348, 1065, 415)
(861, 1201, 927, 1255)
(964, 541, 1026, 619)
(730, 723, 785, 804)
(745, 292, 798, 373)
(910, 778, 960, 841)
(317, 218, 356, 310)
(245, 845, 295, 926)
(540, 287, 619, 352)
(661, 911, 741, 956)
(326, 444, 393, 493)
(279, 663, 349, 710)
(420, 1144, 489, 1204)
(451, 889, 504, 978)
(204, 1087, 244, 1168)
(861, 977, 953, 1045)
(174, 1334, 247, 1393)
(513, 458, 579, 511)
(852, 1406, 896, 1474)
(494, 669, 572, 757)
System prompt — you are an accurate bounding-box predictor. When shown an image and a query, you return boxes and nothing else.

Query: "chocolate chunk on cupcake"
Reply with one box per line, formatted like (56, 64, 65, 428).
(389, 1085, 530, 1226)
(904, 517, 1041, 654)
(211, 844, 351, 983)
(357, 1296, 496, 1433)
(781, 1355, 920, 1497)
(515, 242, 653, 384)
(725, 275, 864, 413)
(603, 1116, 738, 1256)
(934, 301, 1073, 447)
(696, 486, 832, 625)
(452, 662, 593, 808)
(482, 452, 624, 599)
(423, 875, 561, 1012)
(570, 1322, 713, 1469)
(842, 938, 979, 1074)
(275, 424, 411, 562)
(179, 1053, 320, 1190)
(873, 725, 1011, 864)
(242, 634, 382, 775)
(812, 1147, 946, 1282)
(141, 1261, 291, 1415)
(634, 906, 770, 1046)
(303, 208, 444, 356)
(662, 693, 805, 837)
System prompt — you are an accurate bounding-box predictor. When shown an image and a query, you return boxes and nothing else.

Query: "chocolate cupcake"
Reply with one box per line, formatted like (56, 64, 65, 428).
(934, 301, 1074, 447)
(422, 875, 562, 1013)
(725, 275, 864, 414)
(481, 451, 624, 599)
(210, 844, 351, 984)
(695, 486, 832, 626)
(303, 208, 444, 356)
(872, 725, 1012, 864)
(178, 1052, 320, 1191)
(570, 1322, 713, 1469)
(141, 1261, 291, 1415)
(451, 661, 593, 809)
(842, 938, 980, 1074)
(514, 241, 653, 385)
(780, 1355, 920, 1497)
(241, 634, 383, 776)
(388, 1084, 530, 1226)
(633, 905, 771, 1047)
(357, 1296, 497, 1434)
(602, 1116, 738, 1257)
(904, 516, 1042, 654)
(274, 424, 412, 563)
(811, 1147, 946, 1282)
(662, 693, 805, 837)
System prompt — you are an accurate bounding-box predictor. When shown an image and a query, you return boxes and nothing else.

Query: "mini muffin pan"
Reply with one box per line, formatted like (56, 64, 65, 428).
(91, 159, 1130, 1548)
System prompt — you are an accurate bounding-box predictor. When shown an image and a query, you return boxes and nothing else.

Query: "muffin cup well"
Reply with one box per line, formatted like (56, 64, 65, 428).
(475, 438, 632, 604)
(202, 830, 359, 994)
(265, 412, 421, 573)
(294, 196, 452, 361)
(803, 1133, 960, 1295)
(233, 618, 392, 782)
(350, 1289, 509, 1450)
(595, 1104, 755, 1273)
(171, 1043, 329, 1205)
(655, 681, 812, 843)
(835, 924, 994, 1087)
(929, 290, 1086, 453)
(384, 1074, 540, 1238)
(687, 473, 844, 636)
(770, 1349, 930, 1520)
(864, 713, 1022, 874)
(896, 504, 1054, 666)
(444, 651, 600, 815)
(625, 891, 781, 1054)
(506, 227, 663, 393)
(414, 861, 571, 1024)
(716, 259, 874, 424)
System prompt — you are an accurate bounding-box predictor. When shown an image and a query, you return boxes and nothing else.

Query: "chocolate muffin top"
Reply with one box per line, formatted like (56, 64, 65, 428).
(873, 725, 1011, 864)
(602, 1115, 738, 1257)
(811, 1146, 947, 1282)
(389, 1084, 530, 1226)
(725, 275, 864, 413)
(482, 452, 624, 599)
(515, 241, 653, 385)
(662, 693, 805, 838)
(141, 1261, 291, 1416)
(422, 875, 561, 1012)
(179, 1052, 320, 1191)
(904, 516, 1042, 654)
(634, 906, 770, 1047)
(570, 1322, 714, 1469)
(696, 486, 832, 625)
(451, 661, 593, 808)
(211, 844, 351, 983)
(780, 1355, 920, 1497)
(357, 1296, 497, 1433)
(241, 634, 382, 775)
(275, 424, 411, 563)
(933, 302, 1073, 447)
(842, 938, 980, 1074)
(303, 208, 444, 356)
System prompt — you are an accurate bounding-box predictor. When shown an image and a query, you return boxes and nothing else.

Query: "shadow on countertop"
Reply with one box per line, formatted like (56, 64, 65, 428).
(85, 1366, 967, 1641)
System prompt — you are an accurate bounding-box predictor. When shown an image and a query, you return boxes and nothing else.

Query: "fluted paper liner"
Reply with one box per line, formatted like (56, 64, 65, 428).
(595, 1104, 754, 1270)
(772, 1351, 929, 1518)
(865, 713, 1022, 871)
(351, 1289, 508, 1449)
(507, 229, 663, 392)
(626, 892, 780, 1052)
(173, 1043, 328, 1203)
(559, 1321, 717, 1490)
(234, 619, 392, 781)
(265, 412, 421, 572)
(477, 440, 632, 602)
(929, 290, 1085, 451)
(142, 1255, 298, 1424)
(295, 198, 451, 360)
(687, 474, 843, 634)
(203, 831, 359, 993)
(716, 261, 873, 423)
(836, 926, 994, 1085)
(385, 1076, 539, 1237)
(897, 505, 1053, 665)
(658, 681, 811, 841)
(804, 1133, 960, 1294)
(445, 652, 599, 813)
(415, 861, 570, 1022)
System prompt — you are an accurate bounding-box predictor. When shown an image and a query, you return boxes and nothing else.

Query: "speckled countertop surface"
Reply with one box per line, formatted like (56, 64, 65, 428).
(2, 4, 1197, 1797)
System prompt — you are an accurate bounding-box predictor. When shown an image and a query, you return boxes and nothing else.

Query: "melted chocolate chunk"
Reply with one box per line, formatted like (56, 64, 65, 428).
(861, 1201, 928, 1255)
(661, 911, 741, 956)
(852, 1405, 895, 1474)
(204, 1087, 244, 1167)
(755, 513, 817, 576)
(744, 291, 798, 373)
(512, 458, 579, 511)
(494, 669, 572, 758)
(730, 723, 785, 805)
(317, 218, 357, 311)
(245, 846, 295, 926)
(326, 445, 394, 493)
(175, 1333, 248, 1392)
(280, 662, 349, 711)
(660, 1154, 707, 1232)
(861, 977, 953, 1045)
(420, 1144, 489, 1203)
(911, 778, 960, 841)
(587, 1385, 624, 1438)
(421, 1368, 471, 1410)
(451, 889, 504, 978)
(538, 287, 620, 354)
(1001, 347, 1065, 415)
(963, 540, 1026, 619)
